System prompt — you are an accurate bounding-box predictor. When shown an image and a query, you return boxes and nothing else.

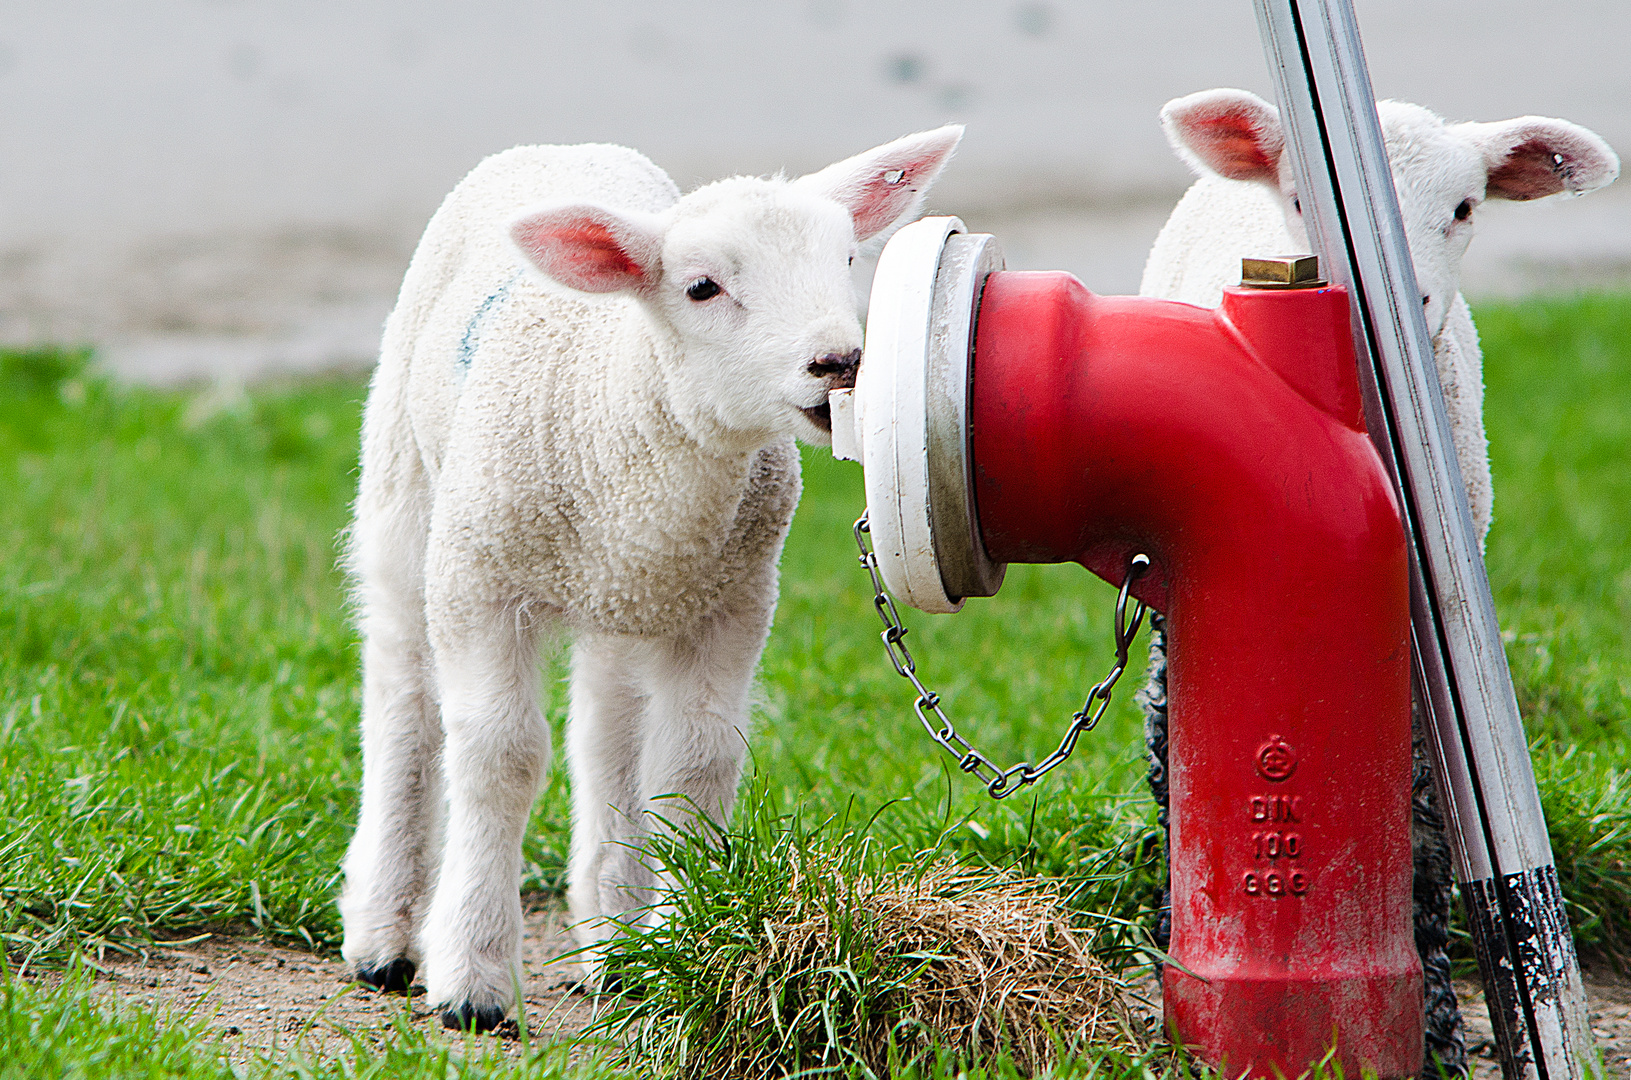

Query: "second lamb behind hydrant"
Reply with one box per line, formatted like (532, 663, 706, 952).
(338, 127, 962, 1030)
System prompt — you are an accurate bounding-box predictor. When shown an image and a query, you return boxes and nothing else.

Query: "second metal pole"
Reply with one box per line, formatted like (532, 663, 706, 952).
(1251, 2, 1597, 1078)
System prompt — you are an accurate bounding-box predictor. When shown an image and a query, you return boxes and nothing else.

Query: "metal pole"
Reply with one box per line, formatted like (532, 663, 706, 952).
(1251, 3, 1596, 1078)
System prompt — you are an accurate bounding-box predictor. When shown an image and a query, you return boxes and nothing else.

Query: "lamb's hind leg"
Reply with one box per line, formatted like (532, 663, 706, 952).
(421, 604, 550, 1032)
(564, 633, 647, 984)
(620, 598, 773, 921)
(340, 469, 439, 993)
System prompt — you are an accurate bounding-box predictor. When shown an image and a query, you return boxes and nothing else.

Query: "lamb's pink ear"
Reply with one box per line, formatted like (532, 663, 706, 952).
(796, 125, 964, 243)
(1463, 117, 1621, 201)
(1161, 88, 1284, 184)
(508, 203, 664, 294)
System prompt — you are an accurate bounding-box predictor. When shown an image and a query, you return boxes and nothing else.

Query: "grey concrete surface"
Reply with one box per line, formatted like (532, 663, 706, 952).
(0, 2, 1625, 382)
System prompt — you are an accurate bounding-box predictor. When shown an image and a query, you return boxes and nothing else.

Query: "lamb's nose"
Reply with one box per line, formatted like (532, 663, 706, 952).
(808, 348, 861, 388)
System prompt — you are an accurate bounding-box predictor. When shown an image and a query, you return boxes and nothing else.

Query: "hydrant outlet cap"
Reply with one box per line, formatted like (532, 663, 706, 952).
(858, 216, 1006, 613)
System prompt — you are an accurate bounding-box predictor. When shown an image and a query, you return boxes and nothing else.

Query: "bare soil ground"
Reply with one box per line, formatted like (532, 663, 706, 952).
(87, 902, 1630, 1075)
(89, 898, 595, 1066)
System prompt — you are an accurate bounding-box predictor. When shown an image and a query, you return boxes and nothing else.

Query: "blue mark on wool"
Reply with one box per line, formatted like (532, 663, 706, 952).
(457, 273, 520, 373)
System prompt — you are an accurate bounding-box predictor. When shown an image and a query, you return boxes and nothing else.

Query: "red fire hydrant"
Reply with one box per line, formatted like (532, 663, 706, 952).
(837, 220, 1422, 1077)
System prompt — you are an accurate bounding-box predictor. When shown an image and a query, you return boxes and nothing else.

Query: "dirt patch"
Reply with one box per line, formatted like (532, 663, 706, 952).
(85, 909, 1631, 1074)
(89, 899, 595, 1065)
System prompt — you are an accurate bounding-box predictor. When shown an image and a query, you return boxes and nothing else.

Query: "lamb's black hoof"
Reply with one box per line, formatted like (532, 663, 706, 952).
(355, 958, 416, 994)
(441, 1002, 507, 1033)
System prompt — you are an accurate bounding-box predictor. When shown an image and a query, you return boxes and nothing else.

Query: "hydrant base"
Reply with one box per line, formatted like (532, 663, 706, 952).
(1164, 966, 1424, 1079)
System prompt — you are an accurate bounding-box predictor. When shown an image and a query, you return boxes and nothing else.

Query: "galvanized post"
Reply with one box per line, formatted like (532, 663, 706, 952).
(1250, 2, 1597, 1078)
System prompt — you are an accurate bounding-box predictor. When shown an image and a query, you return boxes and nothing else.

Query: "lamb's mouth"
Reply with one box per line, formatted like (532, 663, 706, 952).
(799, 402, 833, 433)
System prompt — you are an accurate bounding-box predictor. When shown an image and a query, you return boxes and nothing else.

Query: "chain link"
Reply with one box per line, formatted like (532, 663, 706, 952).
(853, 513, 1150, 799)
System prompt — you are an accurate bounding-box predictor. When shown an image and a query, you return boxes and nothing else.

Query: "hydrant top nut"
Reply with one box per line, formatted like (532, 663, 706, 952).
(1241, 254, 1327, 289)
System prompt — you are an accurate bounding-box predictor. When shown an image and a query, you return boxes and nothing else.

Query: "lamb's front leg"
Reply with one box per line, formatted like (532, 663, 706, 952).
(422, 606, 550, 1031)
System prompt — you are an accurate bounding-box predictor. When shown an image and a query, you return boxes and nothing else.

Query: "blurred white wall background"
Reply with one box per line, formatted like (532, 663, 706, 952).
(1, 1, 1627, 381)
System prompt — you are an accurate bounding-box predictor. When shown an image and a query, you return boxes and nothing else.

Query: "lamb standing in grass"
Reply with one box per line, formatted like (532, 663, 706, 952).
(337, 127, 963, 1031)
(1137, 87, 1618, 1077)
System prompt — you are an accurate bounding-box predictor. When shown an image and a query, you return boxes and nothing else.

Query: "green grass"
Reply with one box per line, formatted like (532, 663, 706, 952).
(0, 290, 1622, 1074)
(1478, 294, 1631, 963)
(0, 350, 361, 966)
(1481, 295, 1631, 743)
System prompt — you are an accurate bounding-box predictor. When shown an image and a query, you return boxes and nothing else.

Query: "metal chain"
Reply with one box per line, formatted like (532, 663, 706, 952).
(853, 513, 1150, 799)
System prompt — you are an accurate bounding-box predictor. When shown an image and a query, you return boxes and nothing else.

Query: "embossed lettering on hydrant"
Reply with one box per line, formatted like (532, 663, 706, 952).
(1249, 794, 1300, 823)
(1245, 795, 1309, 897)
(1243, 870, 1311, 896)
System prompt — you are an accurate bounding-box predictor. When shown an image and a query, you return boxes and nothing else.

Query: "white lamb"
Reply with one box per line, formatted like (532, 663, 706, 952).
(1142, 87, 1619, 540)
(1138, 87, 1617, 1077)
(337, 127, 963, 1030)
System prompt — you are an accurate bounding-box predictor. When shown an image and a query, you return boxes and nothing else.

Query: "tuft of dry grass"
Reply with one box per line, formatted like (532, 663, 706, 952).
(591, 791, 1149, 1080)
(748, 861, 1145, 1078)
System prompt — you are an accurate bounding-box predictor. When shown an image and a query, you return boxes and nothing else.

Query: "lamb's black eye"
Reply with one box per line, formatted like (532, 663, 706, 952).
(1454, 199, 1473, 222)
(1292, 197, 1302, 214)
(686, 277, 721, 301)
